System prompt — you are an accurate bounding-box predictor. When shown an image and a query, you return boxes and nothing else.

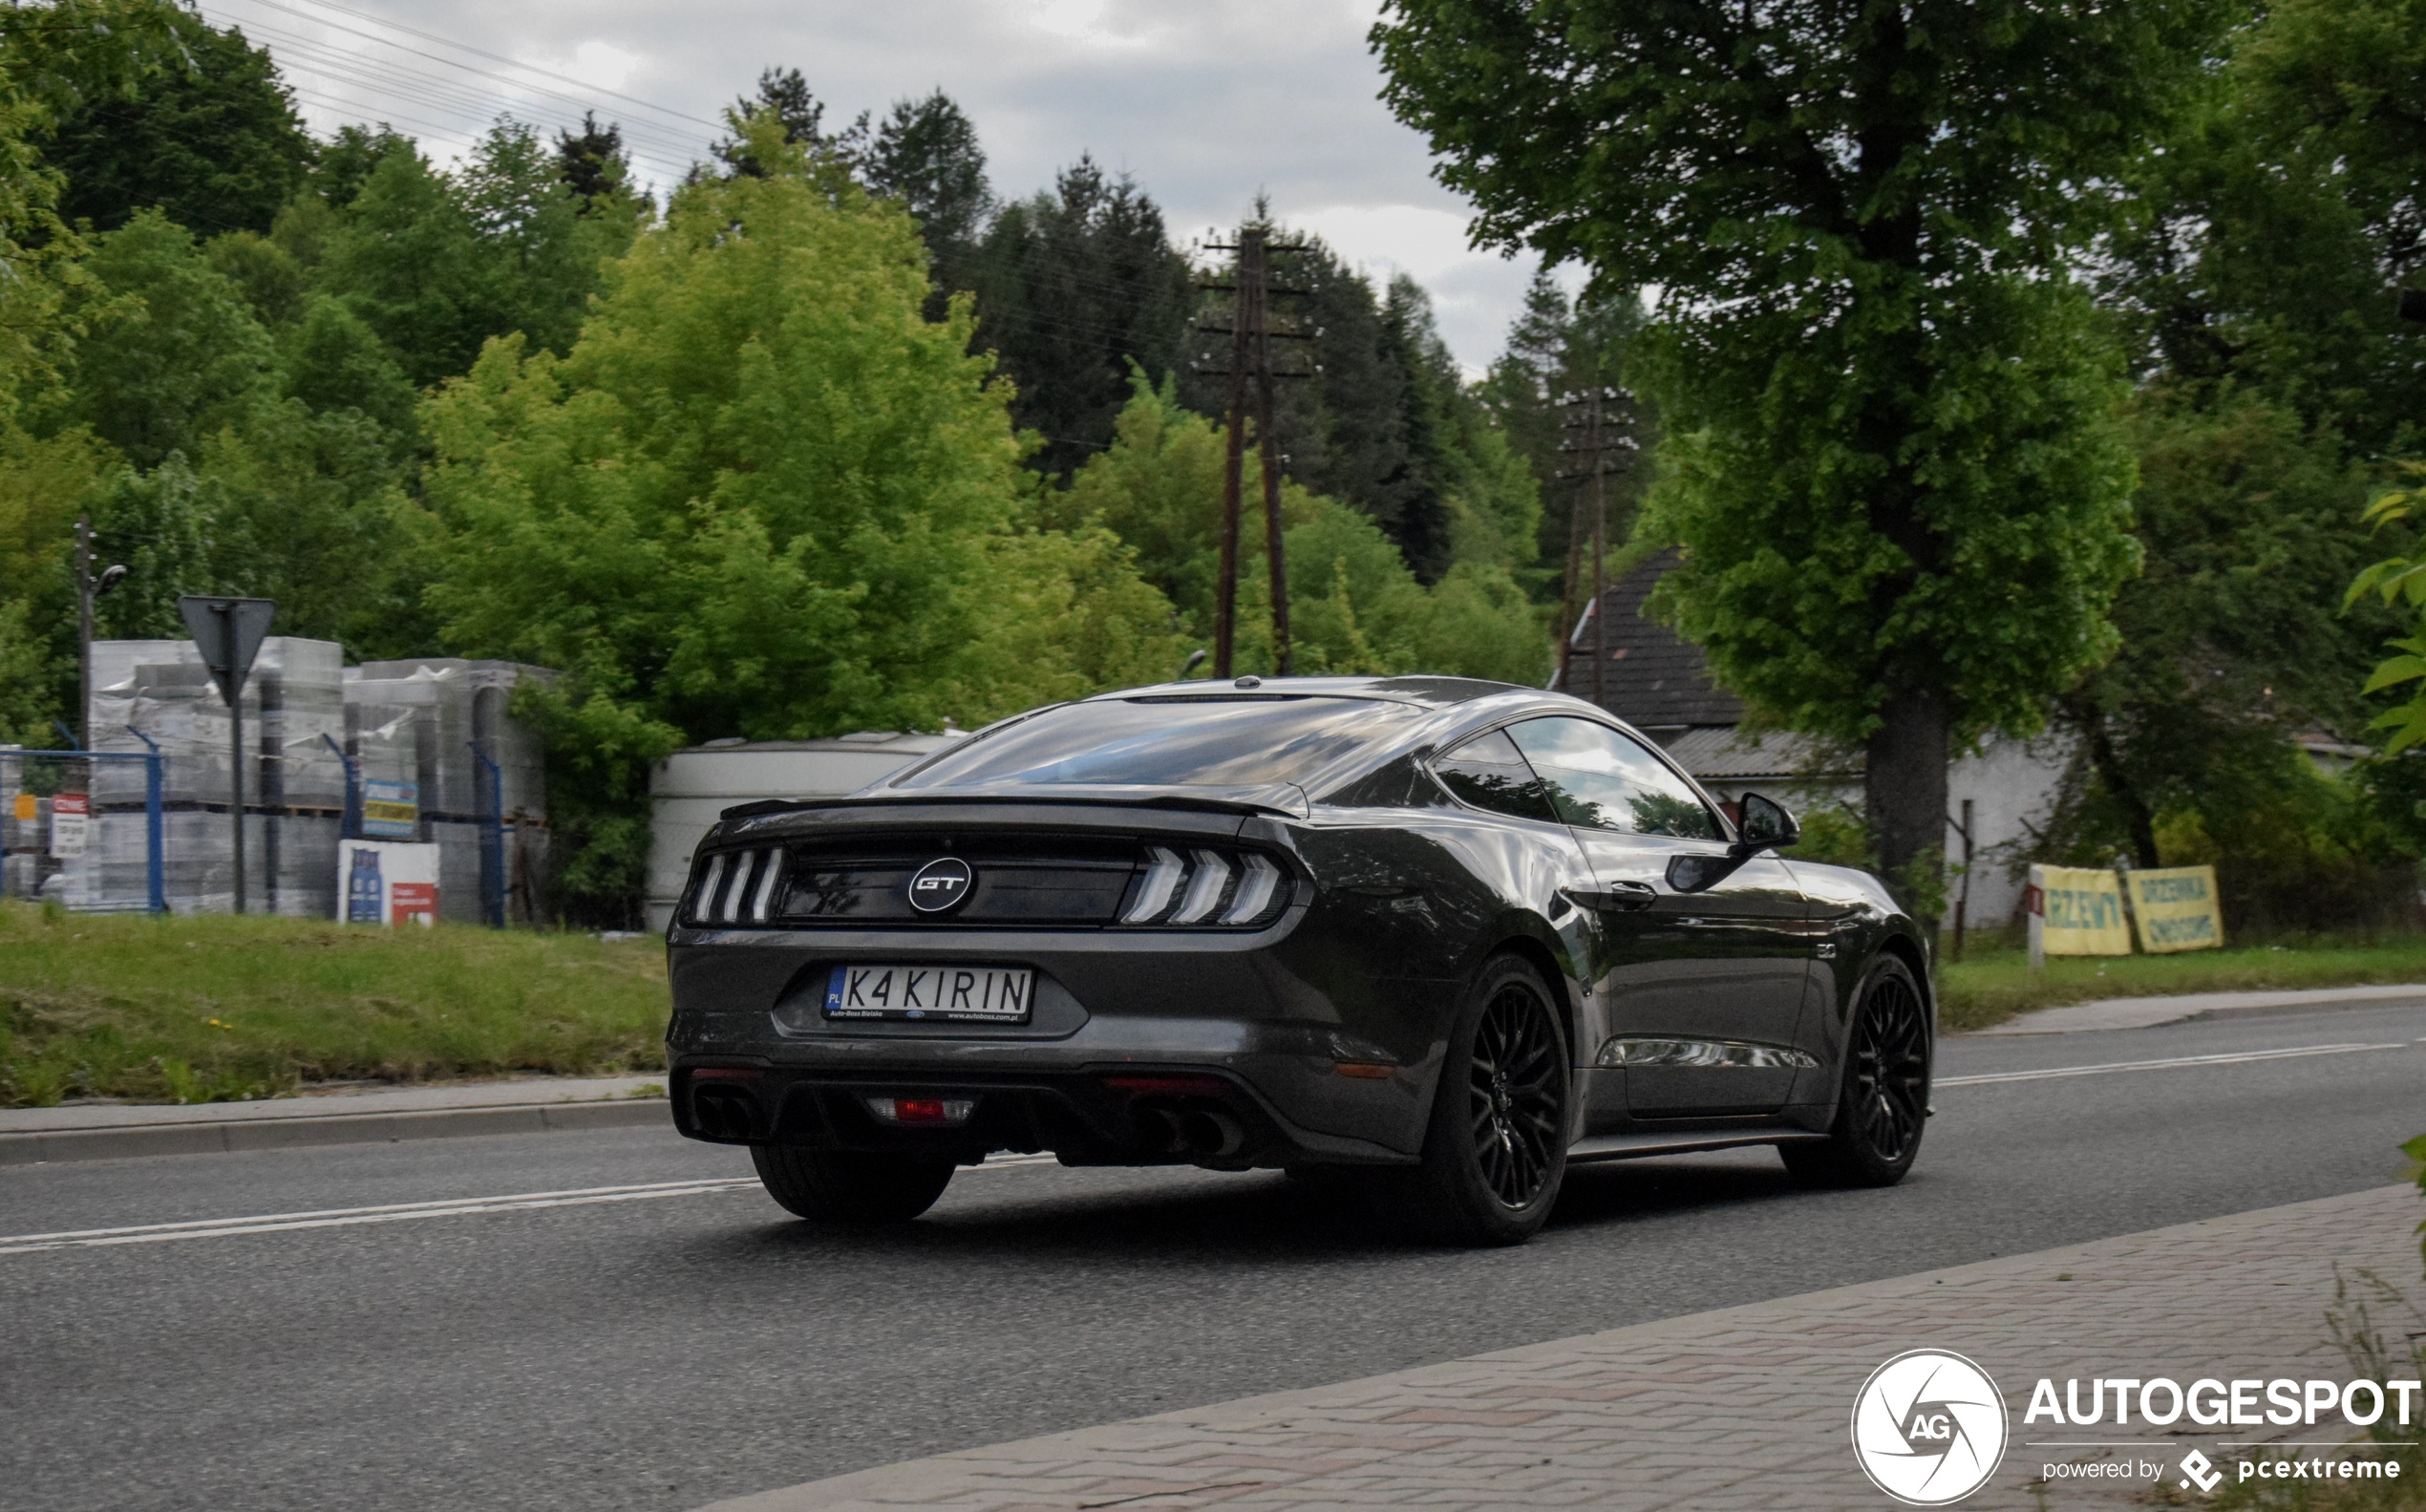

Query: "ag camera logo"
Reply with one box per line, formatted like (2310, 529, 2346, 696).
(1852, 1350, 2010, 1505)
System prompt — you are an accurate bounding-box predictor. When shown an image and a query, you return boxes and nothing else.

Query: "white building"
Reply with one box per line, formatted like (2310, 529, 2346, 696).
(645, 732, 964, 932)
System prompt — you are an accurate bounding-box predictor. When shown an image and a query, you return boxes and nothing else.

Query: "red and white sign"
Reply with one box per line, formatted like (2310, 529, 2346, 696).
(338, 840, 441, 926)
(49, 794, 89, 859)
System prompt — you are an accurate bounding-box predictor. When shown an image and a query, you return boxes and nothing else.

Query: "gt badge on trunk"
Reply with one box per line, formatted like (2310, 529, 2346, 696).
(906, 857, 973, 913)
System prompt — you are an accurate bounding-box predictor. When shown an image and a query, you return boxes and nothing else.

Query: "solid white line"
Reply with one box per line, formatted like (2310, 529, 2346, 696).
(1939, 1042, 2408, 1087)
(0, 1152, 1067, 1257)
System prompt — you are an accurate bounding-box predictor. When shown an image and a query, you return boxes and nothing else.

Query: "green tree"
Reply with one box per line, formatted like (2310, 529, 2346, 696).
(854, 89, 991, 306)
(2097, 0, 2426, 456)
(1477, 273, 1653, 586)
(313, 121, 632, 388)
(972, 155, 1195, 478)
(554, 112, 630, 207)
(14, 2, 309, 237)
(66, 207, 273, 469)
(2059, 392, 2385, 866)
(1065, 375, 1546, 684)
(52, 209, 421, 661)
(420, 123, 1180, 922)
(710, 67, 845, 179)
(1374, 0, 2226, 892)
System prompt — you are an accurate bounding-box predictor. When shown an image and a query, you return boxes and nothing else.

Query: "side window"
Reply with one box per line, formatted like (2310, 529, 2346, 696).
(1507, 717, 1723, 840)
(1433, 728, 1560, 823)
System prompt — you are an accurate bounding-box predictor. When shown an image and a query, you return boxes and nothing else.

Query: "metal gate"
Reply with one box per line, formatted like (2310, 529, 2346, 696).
(0, 747, 166, 912)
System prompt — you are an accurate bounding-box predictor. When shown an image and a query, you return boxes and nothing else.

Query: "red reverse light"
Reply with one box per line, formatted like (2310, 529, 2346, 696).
(862, 1095, 976, 1125)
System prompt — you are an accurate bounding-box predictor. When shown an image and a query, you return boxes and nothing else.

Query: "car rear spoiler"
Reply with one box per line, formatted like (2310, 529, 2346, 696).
(718, 783, 1314, 825)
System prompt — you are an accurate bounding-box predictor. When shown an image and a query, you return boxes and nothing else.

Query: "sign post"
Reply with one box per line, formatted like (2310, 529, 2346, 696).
(177, 596, 275, 914)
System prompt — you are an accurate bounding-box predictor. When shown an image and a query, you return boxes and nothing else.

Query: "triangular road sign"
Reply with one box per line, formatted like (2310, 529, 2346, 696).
(176, 596, 277, 706)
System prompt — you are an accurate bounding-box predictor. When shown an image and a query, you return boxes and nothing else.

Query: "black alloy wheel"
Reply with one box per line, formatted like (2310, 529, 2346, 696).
(1469, 979, 1565, 1208)
(1385, 953, 1571, 1246)
(1782, 953, 1930, 1187)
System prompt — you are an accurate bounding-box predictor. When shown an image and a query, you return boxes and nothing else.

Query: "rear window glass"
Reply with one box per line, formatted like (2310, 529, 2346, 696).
(892, 696, 1422, 790)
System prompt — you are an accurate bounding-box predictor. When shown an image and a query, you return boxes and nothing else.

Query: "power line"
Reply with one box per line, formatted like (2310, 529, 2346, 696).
(233, 17, 703, 160)
(199, 0, 711, 183)
(219, 0, 721, 133)
(254, 32, 697, 186)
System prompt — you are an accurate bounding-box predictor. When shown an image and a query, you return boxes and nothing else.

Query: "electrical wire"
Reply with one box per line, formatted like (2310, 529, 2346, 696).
(244, 0, 722, 133)
(198, 0, 713, 184)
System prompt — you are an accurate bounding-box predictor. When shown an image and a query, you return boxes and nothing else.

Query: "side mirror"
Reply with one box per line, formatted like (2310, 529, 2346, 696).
(1734, 791, 1800, 853)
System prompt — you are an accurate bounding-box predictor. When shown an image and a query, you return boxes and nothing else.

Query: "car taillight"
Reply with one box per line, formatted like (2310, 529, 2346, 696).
(1118, 847, 1288, 928)
(864, 1096, 975, 1125)
(689, 846, 787, 926)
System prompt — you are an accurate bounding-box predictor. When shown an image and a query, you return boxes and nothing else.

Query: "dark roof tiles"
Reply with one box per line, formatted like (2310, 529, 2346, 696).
(1558, 546, 1745, 729)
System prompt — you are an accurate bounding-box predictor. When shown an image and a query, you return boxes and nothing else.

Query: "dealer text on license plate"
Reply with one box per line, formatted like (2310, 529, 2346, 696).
(823, 964, 1033, 1022)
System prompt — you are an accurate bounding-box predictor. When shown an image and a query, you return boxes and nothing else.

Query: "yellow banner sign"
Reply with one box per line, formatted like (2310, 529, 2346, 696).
(2030, 865, 2132, 956)
(2126, 865, 2224, 953)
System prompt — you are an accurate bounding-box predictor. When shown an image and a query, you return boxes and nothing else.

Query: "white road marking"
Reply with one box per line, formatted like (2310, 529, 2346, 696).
(0, 1153, 1065, 1256)
(1939, 1042, 2410, 1088)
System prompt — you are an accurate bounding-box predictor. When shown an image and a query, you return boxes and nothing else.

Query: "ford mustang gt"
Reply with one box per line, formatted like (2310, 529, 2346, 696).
(664, 675, 1932, 1245)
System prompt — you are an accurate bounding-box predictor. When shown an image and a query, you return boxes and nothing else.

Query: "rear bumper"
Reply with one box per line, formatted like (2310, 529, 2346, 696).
(665, 922, 1447, 1165)
(669, 1059, 1413, 1169)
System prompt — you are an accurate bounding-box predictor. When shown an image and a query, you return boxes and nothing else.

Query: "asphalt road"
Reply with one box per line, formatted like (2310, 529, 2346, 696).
(4, 999, 2422, 1512)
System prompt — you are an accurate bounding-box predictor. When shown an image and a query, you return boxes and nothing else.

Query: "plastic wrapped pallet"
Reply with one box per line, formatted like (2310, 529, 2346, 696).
(86, 636, 349, 915)
(349, 660, 552, 924)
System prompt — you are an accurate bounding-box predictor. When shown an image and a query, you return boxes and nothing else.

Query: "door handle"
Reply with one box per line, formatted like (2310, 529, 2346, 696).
(1564, 882, 1657, 913)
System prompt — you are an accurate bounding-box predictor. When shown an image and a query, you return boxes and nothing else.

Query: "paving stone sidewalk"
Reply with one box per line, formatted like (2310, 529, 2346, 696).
(701, 1183, 2426, 1512)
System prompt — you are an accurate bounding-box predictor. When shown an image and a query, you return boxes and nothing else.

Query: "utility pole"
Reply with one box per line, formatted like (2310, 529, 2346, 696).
(1214, 231, 1253, 680)
(75, 517, 93, 750)
(1558, 389, 1634, 710)
(1194, 224, 1313, 678)
(74, 516, 128, 751)
(1555, 504, 1584, 689)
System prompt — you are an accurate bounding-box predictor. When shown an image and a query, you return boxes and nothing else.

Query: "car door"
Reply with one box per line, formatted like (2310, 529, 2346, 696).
(1429, 727, 1615, 1127)
(1506, 716, 1813, 1118)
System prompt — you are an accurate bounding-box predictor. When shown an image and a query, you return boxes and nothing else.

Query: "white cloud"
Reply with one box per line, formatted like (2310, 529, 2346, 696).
(201, 0, 1548, 369)
(554, 40, 639, 94)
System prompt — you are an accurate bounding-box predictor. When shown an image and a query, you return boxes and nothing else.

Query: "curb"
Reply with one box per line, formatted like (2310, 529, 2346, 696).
(1966, 981, 2426, 1036)
(0, 1097, 671, 1166)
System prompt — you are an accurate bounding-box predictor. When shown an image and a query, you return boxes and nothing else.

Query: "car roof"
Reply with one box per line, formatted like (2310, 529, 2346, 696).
(1087, 674, 1525, 710)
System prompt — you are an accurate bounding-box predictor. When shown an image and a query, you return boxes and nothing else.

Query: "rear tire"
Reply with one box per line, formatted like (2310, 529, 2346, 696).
(752, 1146, 956, 1223)
(1781, 953, 1930, 1189)
(1381, 953, 1570, 1246)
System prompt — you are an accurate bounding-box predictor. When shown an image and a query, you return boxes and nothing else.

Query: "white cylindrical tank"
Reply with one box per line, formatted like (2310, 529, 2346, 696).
(645, 732, 964, 932)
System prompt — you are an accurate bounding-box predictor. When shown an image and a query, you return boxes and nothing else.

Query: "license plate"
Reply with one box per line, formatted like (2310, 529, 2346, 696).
(823, 964, 1034, 1023)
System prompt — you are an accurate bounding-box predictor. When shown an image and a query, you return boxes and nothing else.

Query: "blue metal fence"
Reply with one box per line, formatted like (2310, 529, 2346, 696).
(0, 743, 166, 912)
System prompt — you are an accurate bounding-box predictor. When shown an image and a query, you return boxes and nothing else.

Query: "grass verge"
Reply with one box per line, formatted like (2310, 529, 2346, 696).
(0, 902, 669, 1107)
(1938, 935, 2426, 1033)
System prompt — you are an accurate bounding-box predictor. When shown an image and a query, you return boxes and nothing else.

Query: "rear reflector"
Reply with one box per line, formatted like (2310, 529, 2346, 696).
(689, 1066, 766, 1080)
(863, 1096, 975, 1125)
(1333, 1062, 1395, 1079)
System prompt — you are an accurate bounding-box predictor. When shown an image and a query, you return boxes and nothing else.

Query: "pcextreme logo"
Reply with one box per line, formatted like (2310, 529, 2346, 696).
(1851, 1350, 2011, 1506)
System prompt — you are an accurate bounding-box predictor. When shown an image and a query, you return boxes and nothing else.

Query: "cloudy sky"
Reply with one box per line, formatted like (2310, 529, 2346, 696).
(192, 0, 1559, 373)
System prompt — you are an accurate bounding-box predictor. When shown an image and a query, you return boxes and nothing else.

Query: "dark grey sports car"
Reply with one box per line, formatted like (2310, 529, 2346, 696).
(665, 675, 1933, 1245)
